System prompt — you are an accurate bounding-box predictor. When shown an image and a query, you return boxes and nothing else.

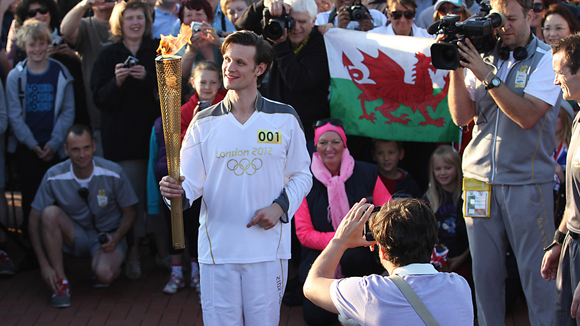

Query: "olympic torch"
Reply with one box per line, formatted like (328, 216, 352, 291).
(156, 25, 193, 249)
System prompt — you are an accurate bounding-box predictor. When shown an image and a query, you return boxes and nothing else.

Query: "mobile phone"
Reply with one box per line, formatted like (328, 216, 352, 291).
(123, 55, 139, 68)
(364, 206, 381, 241)
(198, 100, 210, 111)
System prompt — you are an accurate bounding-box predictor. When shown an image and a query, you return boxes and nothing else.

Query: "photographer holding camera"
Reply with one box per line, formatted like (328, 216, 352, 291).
(445, 0, 561, 324)
(315, 0, 387, 31)
(235, 0, 331, 144)
(303, 198, 473, 325)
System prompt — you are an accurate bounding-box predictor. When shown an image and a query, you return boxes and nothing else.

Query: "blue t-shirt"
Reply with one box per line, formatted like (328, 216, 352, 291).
(25, 61, 60, 144)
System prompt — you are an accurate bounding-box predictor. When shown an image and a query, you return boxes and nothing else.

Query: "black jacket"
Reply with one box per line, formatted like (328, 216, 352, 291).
(91, 38, 160, 162)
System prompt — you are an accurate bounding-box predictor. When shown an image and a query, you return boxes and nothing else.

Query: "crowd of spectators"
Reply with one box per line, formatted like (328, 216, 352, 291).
(0, 0, 578, 324)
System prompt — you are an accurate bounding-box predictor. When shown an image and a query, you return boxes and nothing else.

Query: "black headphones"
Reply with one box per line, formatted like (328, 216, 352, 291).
(498, 33, 533, 61)
(498, 45, 528, 61)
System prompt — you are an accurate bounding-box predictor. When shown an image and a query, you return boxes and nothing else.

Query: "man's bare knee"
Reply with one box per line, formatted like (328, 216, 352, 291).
(40, 206, 67, 227)
(40, 206, 75, 243)
(94, 265, 117, 284)
(92, 250, 123, 284)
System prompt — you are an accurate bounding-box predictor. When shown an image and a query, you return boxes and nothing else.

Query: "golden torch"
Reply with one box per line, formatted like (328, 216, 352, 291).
(156, 25, 192, 249)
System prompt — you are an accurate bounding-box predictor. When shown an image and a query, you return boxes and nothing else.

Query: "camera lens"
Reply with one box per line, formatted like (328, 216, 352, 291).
(352, 8, 365, 21)
(265, 20, 284, 40)
(441, 47, 456, 62)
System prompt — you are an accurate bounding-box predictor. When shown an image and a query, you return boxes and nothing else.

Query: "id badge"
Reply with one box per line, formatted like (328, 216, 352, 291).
(463, 177, 491, 218)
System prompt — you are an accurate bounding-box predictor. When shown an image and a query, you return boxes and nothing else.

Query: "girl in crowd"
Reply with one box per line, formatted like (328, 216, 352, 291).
(172, 0, 223, 79)
(295, 119, 390, 326)
(180, 60, 227, 139)
(424, 145, 470, 277)
(91, 0, 160, 280)
(542, 3, 580, 46)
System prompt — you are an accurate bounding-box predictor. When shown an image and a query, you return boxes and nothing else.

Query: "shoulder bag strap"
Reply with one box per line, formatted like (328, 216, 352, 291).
(389, 274, 441, 326)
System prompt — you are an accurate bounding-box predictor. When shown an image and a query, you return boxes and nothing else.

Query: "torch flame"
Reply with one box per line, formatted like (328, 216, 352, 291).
(157, 24, 193, 57)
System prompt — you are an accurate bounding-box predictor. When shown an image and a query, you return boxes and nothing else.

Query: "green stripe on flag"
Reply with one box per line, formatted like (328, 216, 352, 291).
(330, 78, 460, 143)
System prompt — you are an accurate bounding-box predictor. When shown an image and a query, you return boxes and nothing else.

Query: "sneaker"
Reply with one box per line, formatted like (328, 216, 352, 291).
(191, 271, 200, 292)
(0, 250, 15, 276)
(51, 279, 71, 308)
(163, 272, 185, 294)
(125, 260, 141, 280)
(91, 276, 110, 289)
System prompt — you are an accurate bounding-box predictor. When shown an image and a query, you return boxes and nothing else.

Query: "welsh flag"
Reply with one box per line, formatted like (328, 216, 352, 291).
(323, 29, 460, 143)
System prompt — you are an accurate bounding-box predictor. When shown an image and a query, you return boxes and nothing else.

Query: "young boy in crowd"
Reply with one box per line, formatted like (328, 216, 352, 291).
(6, 19, 74, 235)
(372, 139, 422, 199)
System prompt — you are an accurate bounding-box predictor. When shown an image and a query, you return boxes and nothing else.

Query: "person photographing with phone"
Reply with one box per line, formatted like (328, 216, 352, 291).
(303, 198, 473, 325)
(91, 0, 160, 281)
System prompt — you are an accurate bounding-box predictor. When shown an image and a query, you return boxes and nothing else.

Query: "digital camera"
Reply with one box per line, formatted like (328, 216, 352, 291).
(346, 0, 370, 22)
(123, 55, 139, 68)
(262, 7, 295, 40)
(191, 21, 203, 33)
(363, 206, 381, 242)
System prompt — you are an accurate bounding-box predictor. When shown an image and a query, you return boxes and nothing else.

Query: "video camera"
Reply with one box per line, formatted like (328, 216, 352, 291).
(262, 7, 296, 40)
(428, 2, 505, 70)
(346, 0, 370, 21)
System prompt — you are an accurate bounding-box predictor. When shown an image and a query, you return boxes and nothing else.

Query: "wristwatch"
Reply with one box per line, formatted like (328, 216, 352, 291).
(544, 230, 566, 251)
(485, 76, 501, 90)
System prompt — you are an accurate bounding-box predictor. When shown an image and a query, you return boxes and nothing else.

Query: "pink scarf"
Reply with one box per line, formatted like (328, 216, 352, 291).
(311, 148, 355, 230)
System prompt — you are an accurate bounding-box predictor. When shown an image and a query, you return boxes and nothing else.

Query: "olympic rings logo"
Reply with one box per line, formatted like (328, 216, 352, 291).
(227, 158, 263, 176)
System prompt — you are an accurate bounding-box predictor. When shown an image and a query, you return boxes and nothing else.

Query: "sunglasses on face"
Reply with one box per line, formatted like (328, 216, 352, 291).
(532, 2, 544, 13)
(437, 6, 463, 14)
(28, 6, 49, 17)
(390, 10, 415, 20)
(315, 118, 343, 128)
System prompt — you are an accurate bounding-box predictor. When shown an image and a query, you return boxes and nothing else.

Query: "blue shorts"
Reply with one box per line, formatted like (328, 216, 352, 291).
(63, 224, 127, 257)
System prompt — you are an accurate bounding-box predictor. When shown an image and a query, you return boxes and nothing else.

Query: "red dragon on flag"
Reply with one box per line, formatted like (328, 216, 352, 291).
(342, 50, 450, 127)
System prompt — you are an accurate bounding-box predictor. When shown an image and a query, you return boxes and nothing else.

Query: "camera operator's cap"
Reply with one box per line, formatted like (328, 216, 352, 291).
(434, 0, 467, 10)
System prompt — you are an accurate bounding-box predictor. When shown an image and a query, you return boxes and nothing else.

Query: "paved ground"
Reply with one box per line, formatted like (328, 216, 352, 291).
(0, 192, 532, 325)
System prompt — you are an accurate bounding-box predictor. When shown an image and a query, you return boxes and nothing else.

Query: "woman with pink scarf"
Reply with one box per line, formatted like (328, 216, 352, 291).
(295, 118, 391, 326)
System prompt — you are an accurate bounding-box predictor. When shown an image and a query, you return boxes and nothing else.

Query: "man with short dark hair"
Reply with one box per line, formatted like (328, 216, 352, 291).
(304, 198, 473, 325)
(235, 0, 331, 145)
(447, 0, 561, 323)
(160, 31, 312, 326)
(542, 33, 580, 324)
(28, 124, 138, 308)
